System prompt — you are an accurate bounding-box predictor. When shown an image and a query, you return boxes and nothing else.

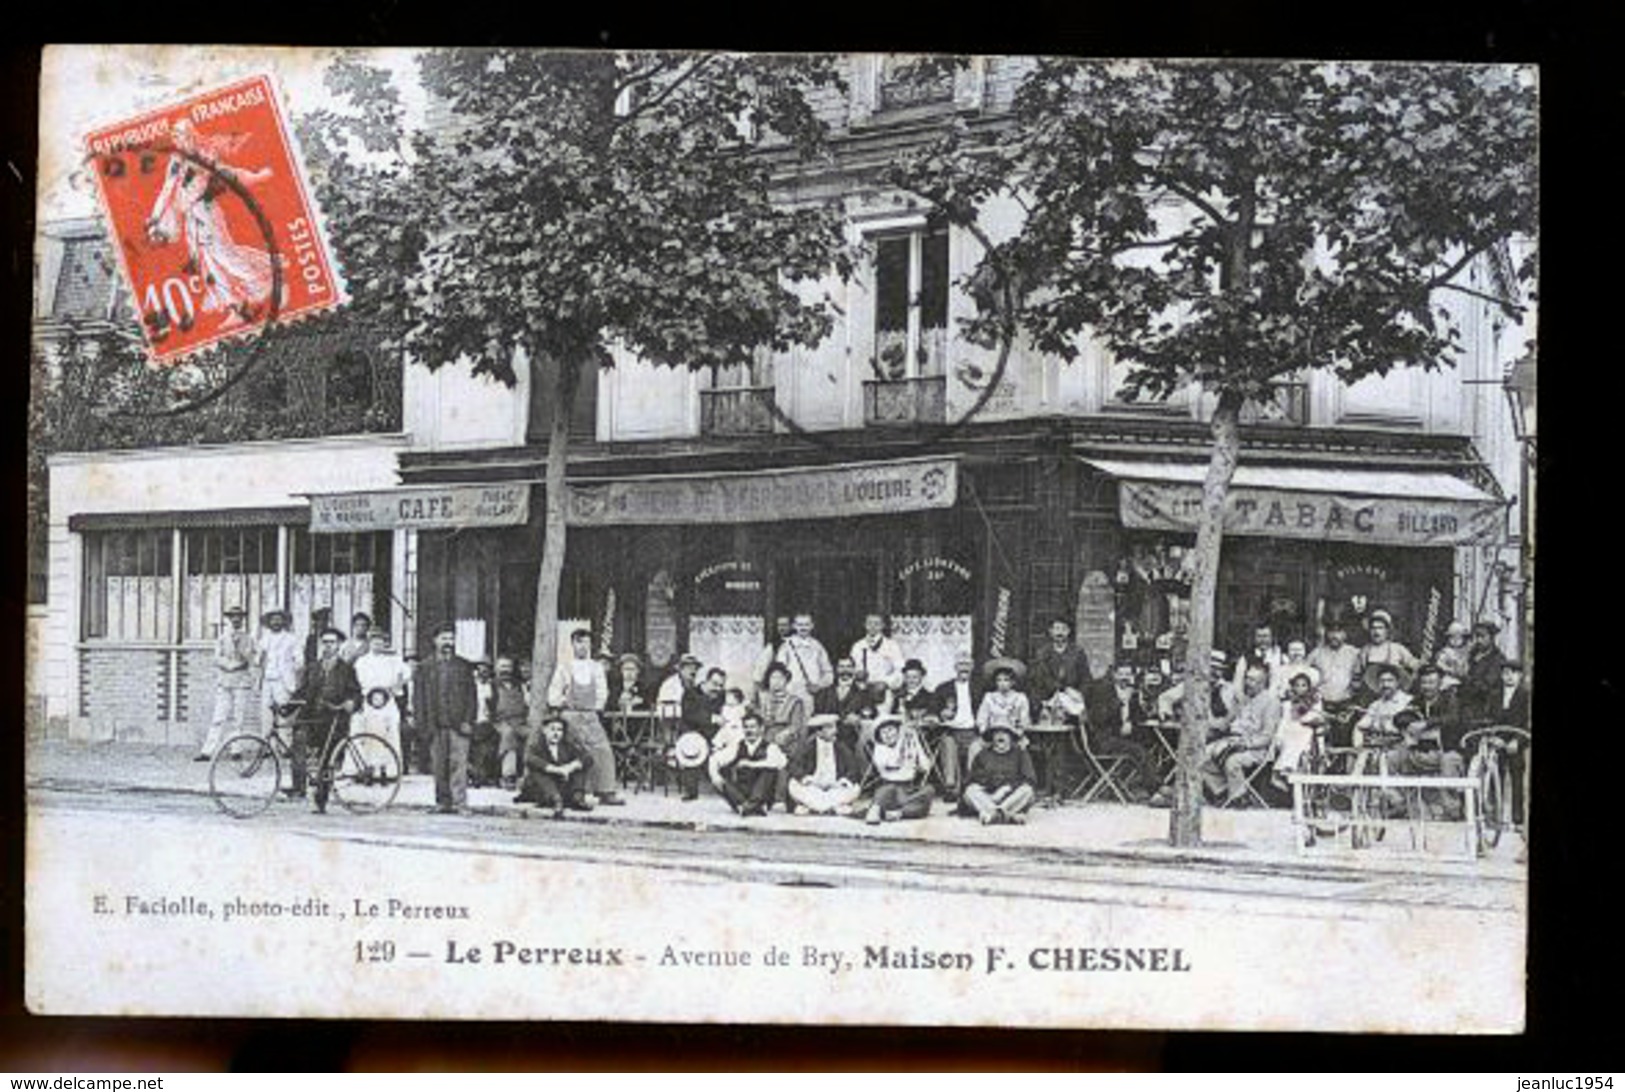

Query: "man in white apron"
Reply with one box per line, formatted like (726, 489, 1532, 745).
(547, 629, 625, 806)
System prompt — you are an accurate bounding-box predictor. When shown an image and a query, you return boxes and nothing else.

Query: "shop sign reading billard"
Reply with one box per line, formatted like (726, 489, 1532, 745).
(308, 484, 529, 532)
(1118, 481, 1502, 547)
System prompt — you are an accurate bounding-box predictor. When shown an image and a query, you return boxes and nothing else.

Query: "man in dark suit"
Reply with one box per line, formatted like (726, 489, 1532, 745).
(1460, 621, 1508, 723)
(1030, 617, 1092, 725)
(1084, 662, 1156, 800)
(413, 622, 479, 815)
(291, 626, 362, 813)
(931, 652, 985, 801)
(815, 656, 871, 747)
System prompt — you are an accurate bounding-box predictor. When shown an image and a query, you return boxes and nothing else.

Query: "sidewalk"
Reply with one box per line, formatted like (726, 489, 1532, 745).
(26, 740, 1527, 879)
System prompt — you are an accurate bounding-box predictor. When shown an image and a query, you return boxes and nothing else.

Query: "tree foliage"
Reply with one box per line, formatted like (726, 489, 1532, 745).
(889, 60, 1536, 402)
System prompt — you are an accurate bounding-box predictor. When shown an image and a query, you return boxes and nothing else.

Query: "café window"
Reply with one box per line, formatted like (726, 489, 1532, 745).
(873, 224, 949, 381)
(289, 529, 391, 638)
(82, 530, 173, 642)
(182, 527, 279, 640)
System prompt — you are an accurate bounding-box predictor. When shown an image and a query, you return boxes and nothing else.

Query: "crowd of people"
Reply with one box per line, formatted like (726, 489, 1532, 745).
(194, 603, 1530, 826)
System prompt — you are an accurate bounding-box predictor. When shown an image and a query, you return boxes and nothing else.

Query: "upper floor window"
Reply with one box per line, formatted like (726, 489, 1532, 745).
(873, 224, 949, 381)
(701, 348, 776, 435)
(877, 55, 955, 111)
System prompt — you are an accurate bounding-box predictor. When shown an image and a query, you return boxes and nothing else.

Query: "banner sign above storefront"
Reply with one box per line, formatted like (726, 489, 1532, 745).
(308, 483, 529, 533)
(1117, 480, 1503, 547)
(565, 458, 958, 527)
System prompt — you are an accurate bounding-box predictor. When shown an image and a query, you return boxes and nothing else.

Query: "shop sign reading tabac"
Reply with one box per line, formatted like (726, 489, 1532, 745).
(308, 484, 529, 532)
(565, 458, 958, 526)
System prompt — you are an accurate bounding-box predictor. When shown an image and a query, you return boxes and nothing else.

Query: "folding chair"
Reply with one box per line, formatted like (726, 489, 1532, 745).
(1220, 741, 1279, 809)
(1068, 726, 1133, 804)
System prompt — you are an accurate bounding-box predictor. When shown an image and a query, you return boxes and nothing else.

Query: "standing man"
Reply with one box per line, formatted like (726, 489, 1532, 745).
(1307, 618, 1362, 745)
(849, 613, 905, 696)
(1355, 610, 1420, 696)
(257, 608, 303, 737)
(490, 657, 532, 791)
(776, 613, 834, 701)
(413, 622, 478, 815)
(547, 629, 625, 806)
(304, 606, 332, 665)
(1030, 618, 1092, 726)
(1460, 621, 1509, 723)
(197, 605, 257, 761)
(291, 626, 362, 813)
(1233, 624, 1284, 692)
(751, 616, 792, 695)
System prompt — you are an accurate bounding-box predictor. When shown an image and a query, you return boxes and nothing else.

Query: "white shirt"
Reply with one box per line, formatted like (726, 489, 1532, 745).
(849, 635, 905, 691)
(946, 679, 977, 729)
(354, 651, 410, 697)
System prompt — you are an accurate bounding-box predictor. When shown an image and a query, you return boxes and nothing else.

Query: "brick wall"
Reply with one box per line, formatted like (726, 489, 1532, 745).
(75, 645, 263, 746)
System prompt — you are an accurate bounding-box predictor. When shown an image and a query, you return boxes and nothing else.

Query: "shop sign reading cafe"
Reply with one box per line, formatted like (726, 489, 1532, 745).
(308, 483, 529, 532)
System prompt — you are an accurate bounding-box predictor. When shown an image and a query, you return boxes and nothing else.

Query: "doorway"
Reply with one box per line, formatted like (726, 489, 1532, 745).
(773, 552, 882, 656)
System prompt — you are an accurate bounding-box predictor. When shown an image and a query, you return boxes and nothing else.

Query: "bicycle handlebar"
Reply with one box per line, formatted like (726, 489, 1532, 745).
(1460, 725, 1531, 748)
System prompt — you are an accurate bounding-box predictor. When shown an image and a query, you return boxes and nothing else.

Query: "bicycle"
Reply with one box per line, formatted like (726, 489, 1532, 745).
(209, 699, 402, 819)
(1459, 725, 1531, 855)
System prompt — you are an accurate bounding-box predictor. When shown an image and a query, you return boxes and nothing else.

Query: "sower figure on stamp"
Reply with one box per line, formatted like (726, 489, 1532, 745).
(414, 622, 478, 815)
(515, 712, 593, 817)
(547, 629, 625, 806)
(197, 605, 257, 762)
(290, 626, 362, 813)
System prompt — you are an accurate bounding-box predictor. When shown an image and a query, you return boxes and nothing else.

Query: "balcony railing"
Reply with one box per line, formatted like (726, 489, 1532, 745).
(700, 386, 776, 436)
(864, 375, 947, 427)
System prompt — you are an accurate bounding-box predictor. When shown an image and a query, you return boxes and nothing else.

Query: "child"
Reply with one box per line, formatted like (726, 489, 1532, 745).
(865, 715, 934, 824)
(515, 713, 593, 818)
(1435, 621, 1471, 689)
(961, 724, 1036, 825)
(1274, 670, 1325, 787)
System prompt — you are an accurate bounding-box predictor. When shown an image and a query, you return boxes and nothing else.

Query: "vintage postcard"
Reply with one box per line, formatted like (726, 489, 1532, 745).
(26, 45, 1535, 1029)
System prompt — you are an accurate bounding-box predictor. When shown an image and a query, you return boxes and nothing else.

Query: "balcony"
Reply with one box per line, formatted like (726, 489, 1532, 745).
(701, 386, 776, 436)
(864, 376, 947, 427)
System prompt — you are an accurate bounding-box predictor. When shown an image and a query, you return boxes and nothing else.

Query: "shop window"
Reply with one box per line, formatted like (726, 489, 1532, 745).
(81, 530, 173, 642)
(701, 348, 776, 435)
(182, 527, 279, 640)
(867, 223, 948, 425)
(289, 529, 390, 638)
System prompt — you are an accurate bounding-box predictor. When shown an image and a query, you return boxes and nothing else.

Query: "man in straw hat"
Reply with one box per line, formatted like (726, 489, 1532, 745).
(257, 607, 303, 736)
(197, 604, 257, 761)
(786, 714, 863, 816)
(1355, 609, 1420, 696)
(960, 722, 1037, 825)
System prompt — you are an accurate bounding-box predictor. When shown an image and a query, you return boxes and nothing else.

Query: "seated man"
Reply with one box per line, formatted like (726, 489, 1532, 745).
(786, 714, 862, 816)
(1381, 707, 1467, 820)
(865, 715, 935, 824)
(709, 711, 787, 817)
(1355, 664, 1412, 747)
(515, 712, 593, 817)
(1084, 662, 1157, 801)
(815, 656, 872, 749)
(932, 652, 984, 801)
(1198, 664, 1280, 807)
(960, 723, 1037, 826)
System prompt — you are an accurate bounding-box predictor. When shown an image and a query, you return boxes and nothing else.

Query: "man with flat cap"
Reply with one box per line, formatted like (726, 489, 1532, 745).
(198, 604, 258, 761)
(413, 622, 478, 814)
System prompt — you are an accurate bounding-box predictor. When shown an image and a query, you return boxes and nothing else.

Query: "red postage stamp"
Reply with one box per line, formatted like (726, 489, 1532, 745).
(83, 74, 344, 363)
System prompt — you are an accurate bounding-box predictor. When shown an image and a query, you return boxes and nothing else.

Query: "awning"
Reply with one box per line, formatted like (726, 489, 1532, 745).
(306, 482, 530, 533)
(1078, 457, 1504, 547)
(564, 456, 958, 527)
(69, 506, 309, 532)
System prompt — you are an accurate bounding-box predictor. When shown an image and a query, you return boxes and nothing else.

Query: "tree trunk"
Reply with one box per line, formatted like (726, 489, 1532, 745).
(1169, 387, 1244, 847)
(528, 355, 581, 733)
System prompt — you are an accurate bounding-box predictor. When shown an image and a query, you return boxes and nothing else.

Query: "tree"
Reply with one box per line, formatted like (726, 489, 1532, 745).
(888, 60, 1536, 845)
(329, 49, 855, 724)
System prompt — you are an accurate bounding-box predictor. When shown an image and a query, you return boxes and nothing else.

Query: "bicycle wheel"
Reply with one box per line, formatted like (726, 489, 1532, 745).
(209, 733, 281, 818)
(330, 732, 402, 814)
(1468, 749, 1504, 853)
